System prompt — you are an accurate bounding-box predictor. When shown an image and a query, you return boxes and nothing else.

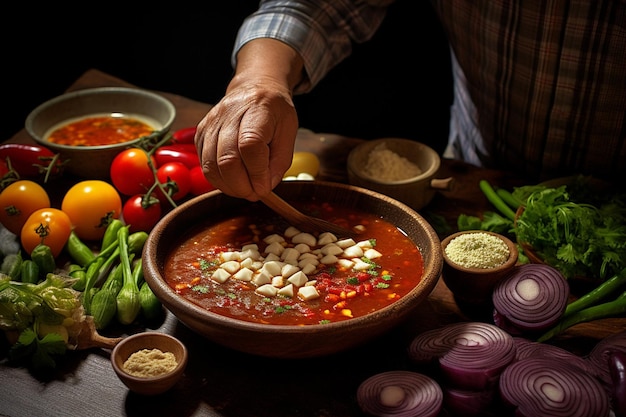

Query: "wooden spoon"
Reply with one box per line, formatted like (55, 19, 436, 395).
(260, 191, 357, 238)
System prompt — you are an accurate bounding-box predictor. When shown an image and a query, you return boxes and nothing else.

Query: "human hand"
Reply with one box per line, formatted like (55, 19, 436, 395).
(195, 76, 299, 201)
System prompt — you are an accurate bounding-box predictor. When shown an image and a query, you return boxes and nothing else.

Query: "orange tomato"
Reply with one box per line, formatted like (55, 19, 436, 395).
(61, 180, 122, 241)
(0, 180, 51, 235)
(21, 208, 72, 257)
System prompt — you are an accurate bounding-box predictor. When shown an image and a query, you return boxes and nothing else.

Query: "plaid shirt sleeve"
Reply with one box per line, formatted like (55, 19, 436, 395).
(232, 0, 391, 93)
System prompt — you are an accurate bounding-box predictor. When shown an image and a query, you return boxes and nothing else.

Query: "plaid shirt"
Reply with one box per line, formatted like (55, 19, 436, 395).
(234, 0, 626, 181)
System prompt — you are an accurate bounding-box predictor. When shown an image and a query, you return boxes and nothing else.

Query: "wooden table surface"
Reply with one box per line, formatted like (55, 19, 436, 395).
(1, 69, 624, 417)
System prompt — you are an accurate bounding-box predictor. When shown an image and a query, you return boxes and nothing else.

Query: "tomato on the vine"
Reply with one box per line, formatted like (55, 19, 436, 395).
(122, 194, 162, 233)
(61, 180, 122, 241)
(21, 208, 72, 258)
(156, 161, 191, 202)
(189, 165, 216, 195)
(110, 148, 156, 196)
(0, 180, 51, 235)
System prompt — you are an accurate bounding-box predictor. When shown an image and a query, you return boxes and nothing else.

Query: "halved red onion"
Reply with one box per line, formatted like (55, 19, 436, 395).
(588, 330, 626, 387)
(356, 370, 443, 417)
(407, 322, 516, 390)
(513, 337, 602, 379)
(492, 264, 569, 335)
(499, 357, 610, 417)
(443, 385, 496, 416)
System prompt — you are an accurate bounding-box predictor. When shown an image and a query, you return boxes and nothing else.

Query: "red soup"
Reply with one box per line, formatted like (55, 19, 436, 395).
(163, 201, 424, 326)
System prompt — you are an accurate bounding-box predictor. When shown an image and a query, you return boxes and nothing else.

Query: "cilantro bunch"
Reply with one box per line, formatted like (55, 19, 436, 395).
(514, 181, 626, 282)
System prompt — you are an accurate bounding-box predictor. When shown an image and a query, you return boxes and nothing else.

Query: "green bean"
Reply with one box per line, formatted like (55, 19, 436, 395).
(65, 231, 96, 267)
(20, 260, 39, 284)
(139, 281, 162, 320)
(100, 218, 123, 252)
(563, 268, 626, 318)
(30, 244, 56, 276)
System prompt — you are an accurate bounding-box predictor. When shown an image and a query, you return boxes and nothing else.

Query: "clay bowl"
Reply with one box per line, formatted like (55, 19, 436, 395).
(25, 87, 175, 179)
(347, 138, 454, 210)
(111, 332, 188, 396)
(441, 230, 518, 309)
(142, 180, 443, 359)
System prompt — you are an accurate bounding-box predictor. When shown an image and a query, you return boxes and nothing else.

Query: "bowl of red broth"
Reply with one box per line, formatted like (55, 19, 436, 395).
(25, 87, 175, 179)
(142, 180, 443, 358)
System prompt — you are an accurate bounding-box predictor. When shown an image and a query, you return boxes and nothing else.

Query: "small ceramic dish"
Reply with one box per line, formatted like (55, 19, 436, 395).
(441, 230, 518, 309)
(347, 138, 454, 210)
(111, 332, 187, 396)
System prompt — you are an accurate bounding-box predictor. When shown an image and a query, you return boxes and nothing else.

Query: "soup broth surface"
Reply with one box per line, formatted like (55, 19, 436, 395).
(164, 201, 424, 326)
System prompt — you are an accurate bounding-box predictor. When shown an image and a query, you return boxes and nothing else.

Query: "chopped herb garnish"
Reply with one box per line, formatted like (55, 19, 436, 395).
(381, 274, 392, 281)
(375, 282, 390, 289)
(347, 277, 360, 285)
(192, 285, 210, 294)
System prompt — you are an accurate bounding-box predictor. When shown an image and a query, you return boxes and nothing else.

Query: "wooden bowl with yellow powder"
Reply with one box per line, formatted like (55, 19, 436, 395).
(441, 230, 518, 312)
(347, 138, 453, 210)
(111, 332, 187, 395)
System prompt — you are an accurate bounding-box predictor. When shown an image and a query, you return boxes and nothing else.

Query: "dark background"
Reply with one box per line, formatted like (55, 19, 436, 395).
(5, 1, 452, 154)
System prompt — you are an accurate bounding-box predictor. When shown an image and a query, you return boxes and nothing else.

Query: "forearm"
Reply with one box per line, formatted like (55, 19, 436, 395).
(228, 38, 304, 96)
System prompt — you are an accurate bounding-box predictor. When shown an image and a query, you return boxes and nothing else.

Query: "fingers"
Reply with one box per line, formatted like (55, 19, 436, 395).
(195, 89, 298, 201)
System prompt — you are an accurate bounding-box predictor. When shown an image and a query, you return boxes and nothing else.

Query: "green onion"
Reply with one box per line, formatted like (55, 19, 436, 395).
(115, 226, 141, 325)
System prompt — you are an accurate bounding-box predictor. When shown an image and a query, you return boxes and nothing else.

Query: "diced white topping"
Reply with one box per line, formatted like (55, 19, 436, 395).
(301, 263, 317, 275)
(284, 227, 300, 238)
(221, 251, 241, 262)
(317, 232, 337, 245)
(241, 247, 261, 260)
(265, 241, 285, 256)
(352, 258, 372, 271)
(292, 232, 317, 247)
(252, 271, 272, 286)
(321, 243, 343, 256)
(240, 257, 254, 269)
(297, 286, 320, 301)
(343, 245, 364, 258)
(281, 247, 300, 262)
(364, 248, 382, 259)
(337, 258, 355, 269)
(336, 238, 356, 249)
(250, 260, 264, 271)
(241, 243, 259, 252)
(294, 243, 311, 254)
(281, 263, 300, 278)
(357, 240, 373, 249)
(262, 261, 283, 276)
(320, 254, 339, 265)
(287, 271, 308, 287)
(264, 233, 285, 244)
(298, 257, 319, 269)
(277, 283, 295, 297)
(233, 267, 254, 281)
(271, 275, 286, 288)
(211, 268, 231, 283)
(264, 253, 280, 262)
(256, 284, 278, 297)
(220, 260, 241, 274)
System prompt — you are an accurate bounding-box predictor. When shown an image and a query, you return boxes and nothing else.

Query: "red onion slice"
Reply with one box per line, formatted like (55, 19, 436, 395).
(499, 357, 611, 417)
(492, 264, 569, 335)
(443, 385, 496, 416)
(356, 370, 443, 417)
(513, 337, 602, 379)
(407, 322, 516, 390)
(588, 330, 626, 387)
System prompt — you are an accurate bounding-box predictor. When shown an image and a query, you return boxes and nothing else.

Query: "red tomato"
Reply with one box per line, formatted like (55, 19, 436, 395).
(189, 165, 216, 195)
(0, 180, 51, 235)
(156, 162, 191, 202)
(110, 148, 156, 196)
(154, 145, 200, 170)
(61, 180, 123, 241)
(170, 126, 197, 144)
(122, 194, 162, 233)
(21, 208, 72, 257)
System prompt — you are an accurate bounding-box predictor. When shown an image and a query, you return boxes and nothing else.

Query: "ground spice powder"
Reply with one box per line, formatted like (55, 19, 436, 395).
(445, 232, 510, 269)
(123, 348, 178, 378)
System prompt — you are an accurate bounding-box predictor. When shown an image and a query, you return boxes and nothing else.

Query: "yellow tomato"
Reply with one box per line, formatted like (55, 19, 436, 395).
(21, 208, 72, 258)
(0, 180, 51, 235)
(61, 180, 122, 241)
(283, 152, 320, 178)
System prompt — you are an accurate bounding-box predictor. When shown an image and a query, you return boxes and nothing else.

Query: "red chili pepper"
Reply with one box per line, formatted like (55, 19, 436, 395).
(171, 126, 197, 144)
(154, 145, 200, 169)
(0, 143, 64, 177)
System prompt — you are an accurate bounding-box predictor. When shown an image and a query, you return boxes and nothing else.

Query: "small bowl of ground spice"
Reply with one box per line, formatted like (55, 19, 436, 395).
(441, 231, 518, 311)
(347, 138, 454, 210)
(111, 332, 187, 396)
